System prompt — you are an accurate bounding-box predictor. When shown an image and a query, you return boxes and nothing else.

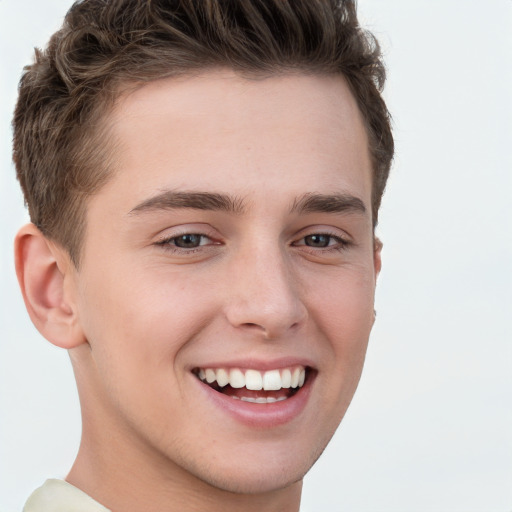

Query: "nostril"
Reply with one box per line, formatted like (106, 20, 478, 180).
(225, 290, 308, 339)
(241, 322, 268, 334)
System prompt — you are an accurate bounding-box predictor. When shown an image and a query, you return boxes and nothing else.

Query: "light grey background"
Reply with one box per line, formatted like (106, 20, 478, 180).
(1, 1, 511, 511)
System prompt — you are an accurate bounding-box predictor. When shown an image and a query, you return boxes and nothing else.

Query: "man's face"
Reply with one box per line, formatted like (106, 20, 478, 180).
(69, 71, 380, 493)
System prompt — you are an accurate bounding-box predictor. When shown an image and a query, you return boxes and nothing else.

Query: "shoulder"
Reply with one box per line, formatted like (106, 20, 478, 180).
(23, 480, 110, 512)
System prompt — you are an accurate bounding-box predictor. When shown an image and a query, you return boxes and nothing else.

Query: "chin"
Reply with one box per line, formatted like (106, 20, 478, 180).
(196, 464, 306, 495)
(177, 439, 326, 496)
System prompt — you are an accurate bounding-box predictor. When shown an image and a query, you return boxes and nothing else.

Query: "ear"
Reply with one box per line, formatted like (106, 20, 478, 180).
(373, 236, 383, 281)
(14, 223, 86, 349)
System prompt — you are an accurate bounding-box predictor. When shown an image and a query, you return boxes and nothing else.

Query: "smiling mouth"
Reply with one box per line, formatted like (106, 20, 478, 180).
(193, 366, 310, 403)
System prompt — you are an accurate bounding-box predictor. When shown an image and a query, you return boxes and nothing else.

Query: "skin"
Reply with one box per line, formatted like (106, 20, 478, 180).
(16, 70, 381, 512)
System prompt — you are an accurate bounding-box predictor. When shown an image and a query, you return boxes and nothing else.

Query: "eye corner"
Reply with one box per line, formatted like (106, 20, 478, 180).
(152, 227, 224, 257)
(291, 230, 352, 250)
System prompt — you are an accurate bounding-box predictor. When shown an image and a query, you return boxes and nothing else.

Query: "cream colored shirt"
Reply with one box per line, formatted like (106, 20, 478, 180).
(23, 479, 110, 512)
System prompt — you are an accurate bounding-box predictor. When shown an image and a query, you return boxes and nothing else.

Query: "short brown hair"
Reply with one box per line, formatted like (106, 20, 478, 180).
(13, 0, 393, 266)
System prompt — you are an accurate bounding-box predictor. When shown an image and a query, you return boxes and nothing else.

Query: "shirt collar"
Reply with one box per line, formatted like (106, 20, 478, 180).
(23, 479, 111, 512)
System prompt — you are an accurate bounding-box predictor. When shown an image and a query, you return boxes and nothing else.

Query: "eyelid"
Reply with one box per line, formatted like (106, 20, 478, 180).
(292, 234, 350, 249)
(292, 225, 352, 243)
(290, 226, 354, 256)
(152, 224, 224, 256)
(155, 232, 214, 245)
(153, 224, 220, 243)
(158, 233, 211, 247)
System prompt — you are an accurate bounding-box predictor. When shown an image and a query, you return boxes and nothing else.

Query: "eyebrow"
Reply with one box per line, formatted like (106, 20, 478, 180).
(290, 193, 367, 215)
(129, 190, 246, 215)
(129, 190, 366, 218)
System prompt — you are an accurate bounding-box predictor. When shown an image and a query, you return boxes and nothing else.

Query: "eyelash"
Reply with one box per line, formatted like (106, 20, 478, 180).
(155, 231, 351, 255)
(292, 232, 351, 253)
(155, 232, 218, 254)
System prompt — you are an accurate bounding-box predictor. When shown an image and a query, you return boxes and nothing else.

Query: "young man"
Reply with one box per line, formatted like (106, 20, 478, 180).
(13, 0, 393, 510)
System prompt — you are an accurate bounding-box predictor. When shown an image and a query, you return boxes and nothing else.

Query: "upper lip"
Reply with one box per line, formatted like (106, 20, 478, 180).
(188, 357, 316, 372)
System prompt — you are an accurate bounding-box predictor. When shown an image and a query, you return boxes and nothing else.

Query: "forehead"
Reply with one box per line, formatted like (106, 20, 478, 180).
(93, 70, 372, 215)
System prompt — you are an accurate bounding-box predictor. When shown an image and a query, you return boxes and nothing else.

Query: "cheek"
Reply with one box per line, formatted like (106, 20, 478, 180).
(308, 266, 376, 363)
(74, 269, 217, 437)
(76, 265, 216, 384)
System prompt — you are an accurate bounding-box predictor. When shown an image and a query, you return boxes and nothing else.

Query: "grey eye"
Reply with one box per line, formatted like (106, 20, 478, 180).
(304, 234, 331, 248)
(173, 234, 204, 248)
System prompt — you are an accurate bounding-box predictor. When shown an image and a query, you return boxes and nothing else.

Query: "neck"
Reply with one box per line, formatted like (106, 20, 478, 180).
(67, 440, 302, 512)
(67, 413, 302, 512)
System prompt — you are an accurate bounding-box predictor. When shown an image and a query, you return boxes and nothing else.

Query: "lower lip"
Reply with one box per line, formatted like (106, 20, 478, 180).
(194, 373, 315, 428)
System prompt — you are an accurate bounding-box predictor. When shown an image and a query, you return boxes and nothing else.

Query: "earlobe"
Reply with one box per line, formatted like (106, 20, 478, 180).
(14, 223, 86, 349)
(373, 237, 383, 281)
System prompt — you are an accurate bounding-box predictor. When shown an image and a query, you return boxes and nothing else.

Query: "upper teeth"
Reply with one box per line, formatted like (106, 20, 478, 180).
(197, 366, 306, 390)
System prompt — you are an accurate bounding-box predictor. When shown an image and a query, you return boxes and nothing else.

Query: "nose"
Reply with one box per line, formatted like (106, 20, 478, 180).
(223, 245, 308, 340)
